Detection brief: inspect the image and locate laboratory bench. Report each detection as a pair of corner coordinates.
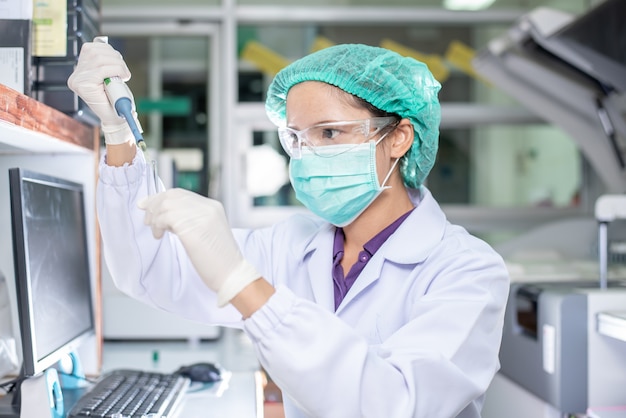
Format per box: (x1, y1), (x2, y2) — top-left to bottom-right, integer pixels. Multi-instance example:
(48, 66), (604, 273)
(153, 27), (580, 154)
(0, 329), (265, 417)
(100, 328), (264, 417)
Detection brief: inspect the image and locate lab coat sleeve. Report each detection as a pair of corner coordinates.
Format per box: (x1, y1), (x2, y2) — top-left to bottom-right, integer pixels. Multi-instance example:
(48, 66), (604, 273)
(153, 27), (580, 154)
(242, 233), (509, 418)
(96, 152), (242, 326)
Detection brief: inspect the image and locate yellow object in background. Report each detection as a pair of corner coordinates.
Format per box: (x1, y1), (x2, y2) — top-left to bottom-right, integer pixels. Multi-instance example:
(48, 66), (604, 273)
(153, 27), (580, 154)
(309, 36), (335, 53)
(239, 37), (487, 85)
(32, 0), (67, 57)
(445, 40), (491, 85)
(445, 40), (481, 80)
(240, 41), (290, 77)
(380, 39), (450, 83)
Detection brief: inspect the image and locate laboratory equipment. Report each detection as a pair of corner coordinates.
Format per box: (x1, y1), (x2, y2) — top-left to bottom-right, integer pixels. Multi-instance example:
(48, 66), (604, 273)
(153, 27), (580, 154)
(93, 36), (145, 149)
(472, 0), (626, 194)
(595, 194), (626, 288)
(499, 280), (626, 414)
(103, 76), (144, 146)
(496, 191), (626, 415)
(473, 1), (626, 416)
(499, 188), (626, 413)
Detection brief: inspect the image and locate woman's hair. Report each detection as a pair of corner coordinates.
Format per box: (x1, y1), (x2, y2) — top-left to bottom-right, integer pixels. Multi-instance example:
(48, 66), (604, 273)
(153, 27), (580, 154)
(352, 95), (399, 120)
(345, 93), (402, 136)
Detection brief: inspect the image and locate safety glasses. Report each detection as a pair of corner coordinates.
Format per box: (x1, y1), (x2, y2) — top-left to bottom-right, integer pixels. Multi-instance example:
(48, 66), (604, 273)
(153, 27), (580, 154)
(277, 116), (398, 159)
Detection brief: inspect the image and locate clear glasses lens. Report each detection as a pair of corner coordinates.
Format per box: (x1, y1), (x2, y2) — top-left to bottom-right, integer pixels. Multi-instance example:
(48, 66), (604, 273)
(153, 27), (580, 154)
(277, 116), (397, 159)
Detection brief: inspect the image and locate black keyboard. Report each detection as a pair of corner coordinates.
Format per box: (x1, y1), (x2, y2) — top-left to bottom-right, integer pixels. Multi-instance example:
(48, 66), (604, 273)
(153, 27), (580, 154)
(67, 369), (190, 418)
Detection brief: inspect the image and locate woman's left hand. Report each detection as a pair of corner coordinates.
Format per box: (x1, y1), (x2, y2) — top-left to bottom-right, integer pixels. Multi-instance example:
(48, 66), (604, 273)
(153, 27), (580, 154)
(138, 188), (261, 307)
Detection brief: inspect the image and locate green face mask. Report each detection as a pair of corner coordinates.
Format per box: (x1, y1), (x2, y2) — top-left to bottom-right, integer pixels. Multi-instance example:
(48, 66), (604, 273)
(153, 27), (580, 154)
(289, 139), (398, 227)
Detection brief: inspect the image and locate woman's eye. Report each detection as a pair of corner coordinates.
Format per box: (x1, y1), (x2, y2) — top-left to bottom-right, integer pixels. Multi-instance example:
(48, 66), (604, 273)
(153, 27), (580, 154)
(321, 128), (341, 140)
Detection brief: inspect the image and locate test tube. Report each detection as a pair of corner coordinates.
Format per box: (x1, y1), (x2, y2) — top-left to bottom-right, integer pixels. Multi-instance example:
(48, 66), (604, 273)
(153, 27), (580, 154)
(140, 142), (160, 195)
(149, 158), (159, 195)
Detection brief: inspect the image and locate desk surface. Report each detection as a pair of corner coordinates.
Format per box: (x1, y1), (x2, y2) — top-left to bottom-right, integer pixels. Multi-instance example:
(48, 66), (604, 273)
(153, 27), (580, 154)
(100, 334), (263, 418)
(0, 330), (263, 417)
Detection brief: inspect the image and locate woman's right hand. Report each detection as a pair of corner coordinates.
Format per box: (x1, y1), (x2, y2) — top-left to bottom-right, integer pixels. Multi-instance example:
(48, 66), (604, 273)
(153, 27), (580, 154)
(67, 41), (141, 145)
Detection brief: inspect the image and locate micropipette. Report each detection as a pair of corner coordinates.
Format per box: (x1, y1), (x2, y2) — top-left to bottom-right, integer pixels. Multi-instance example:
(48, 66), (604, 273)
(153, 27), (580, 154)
(93, 36), (146, 152)
(103, 76), (146, 151)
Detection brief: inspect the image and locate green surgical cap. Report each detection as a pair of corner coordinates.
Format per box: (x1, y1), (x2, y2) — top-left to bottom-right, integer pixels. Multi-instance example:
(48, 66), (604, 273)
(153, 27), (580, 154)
(265, 43), (441, 188)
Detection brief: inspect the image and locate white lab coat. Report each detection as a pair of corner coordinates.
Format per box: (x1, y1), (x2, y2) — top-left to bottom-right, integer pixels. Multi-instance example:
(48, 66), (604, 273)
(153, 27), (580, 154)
(98, 152), (510, 418)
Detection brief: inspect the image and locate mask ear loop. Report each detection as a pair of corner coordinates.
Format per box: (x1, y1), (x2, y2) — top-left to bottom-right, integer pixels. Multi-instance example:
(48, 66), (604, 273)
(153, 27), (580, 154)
(374, 130), (401, 189)
(380, 158), (400, 189)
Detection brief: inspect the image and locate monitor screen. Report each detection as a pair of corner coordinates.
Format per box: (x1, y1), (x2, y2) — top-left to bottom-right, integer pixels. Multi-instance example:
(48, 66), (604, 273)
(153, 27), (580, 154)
(9, 168), (95, 377)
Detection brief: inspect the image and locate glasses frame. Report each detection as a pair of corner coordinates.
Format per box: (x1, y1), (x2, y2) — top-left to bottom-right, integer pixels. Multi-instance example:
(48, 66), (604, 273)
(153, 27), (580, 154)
(277, 116), (399, 159)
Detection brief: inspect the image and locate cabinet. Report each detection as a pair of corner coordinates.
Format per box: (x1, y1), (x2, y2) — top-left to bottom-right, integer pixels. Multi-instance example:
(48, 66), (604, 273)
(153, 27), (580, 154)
(0, 83), (102, 374)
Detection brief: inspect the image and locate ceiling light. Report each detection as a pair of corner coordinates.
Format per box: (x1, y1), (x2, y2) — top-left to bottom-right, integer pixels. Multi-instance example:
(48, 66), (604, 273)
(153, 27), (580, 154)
(443, 0), (496, 11)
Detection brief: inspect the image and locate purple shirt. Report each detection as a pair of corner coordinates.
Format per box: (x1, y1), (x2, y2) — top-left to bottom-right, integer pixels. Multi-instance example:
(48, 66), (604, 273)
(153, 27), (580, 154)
(332, 209), (414, 310)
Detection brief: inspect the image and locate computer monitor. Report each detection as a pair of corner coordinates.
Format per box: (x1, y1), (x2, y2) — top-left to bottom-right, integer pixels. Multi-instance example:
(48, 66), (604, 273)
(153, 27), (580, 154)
(8, 167), (95, 378)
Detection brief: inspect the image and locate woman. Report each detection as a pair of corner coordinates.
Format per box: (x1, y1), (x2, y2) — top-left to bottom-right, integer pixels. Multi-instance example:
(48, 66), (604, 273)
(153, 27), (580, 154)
(68, 42), (509, 418)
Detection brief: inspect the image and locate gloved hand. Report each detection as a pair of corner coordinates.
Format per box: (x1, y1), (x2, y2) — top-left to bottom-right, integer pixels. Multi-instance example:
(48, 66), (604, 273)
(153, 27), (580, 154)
(67, 41), (142, 145)
(138, 188), (262, 307)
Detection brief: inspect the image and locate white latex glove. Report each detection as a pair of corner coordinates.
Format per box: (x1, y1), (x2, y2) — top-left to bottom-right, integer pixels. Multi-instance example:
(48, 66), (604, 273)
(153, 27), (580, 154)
(67, 41), (142, 145)
(138, 188), (262, 307)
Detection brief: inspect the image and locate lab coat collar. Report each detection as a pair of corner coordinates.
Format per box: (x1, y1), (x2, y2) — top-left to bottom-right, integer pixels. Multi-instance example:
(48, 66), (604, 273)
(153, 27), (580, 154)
(382, 186), (448, 264)
(304, 223), (336, 312)
(338, 187), (447, 312)
(302, 186), (448, 312)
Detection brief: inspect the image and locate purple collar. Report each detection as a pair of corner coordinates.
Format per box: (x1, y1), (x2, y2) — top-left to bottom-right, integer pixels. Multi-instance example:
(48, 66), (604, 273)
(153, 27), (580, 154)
(332, 208), (414, 310)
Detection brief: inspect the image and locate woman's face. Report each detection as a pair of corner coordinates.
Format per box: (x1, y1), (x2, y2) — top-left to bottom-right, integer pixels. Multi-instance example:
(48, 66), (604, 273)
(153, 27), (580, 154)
(285, 81), (401, 187)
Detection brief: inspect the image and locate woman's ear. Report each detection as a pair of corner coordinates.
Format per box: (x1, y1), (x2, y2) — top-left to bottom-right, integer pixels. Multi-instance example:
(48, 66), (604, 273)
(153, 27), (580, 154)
(390, 119), (414, 159)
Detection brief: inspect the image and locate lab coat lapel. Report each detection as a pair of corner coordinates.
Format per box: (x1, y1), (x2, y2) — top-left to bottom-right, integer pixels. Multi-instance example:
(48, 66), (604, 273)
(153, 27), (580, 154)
(335, 187), (447, 314)
(304, 224), (336, 312)
(335, 254), (384, 315)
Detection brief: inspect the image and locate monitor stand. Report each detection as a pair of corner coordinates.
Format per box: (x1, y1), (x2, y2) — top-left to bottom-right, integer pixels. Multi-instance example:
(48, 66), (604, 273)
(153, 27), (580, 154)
(57, 351), (91, 413)
(0, 352), (89, 418)
(0, 368), (63, 418)
(0, 383), (19, 418)
(57, 351), (88, 389)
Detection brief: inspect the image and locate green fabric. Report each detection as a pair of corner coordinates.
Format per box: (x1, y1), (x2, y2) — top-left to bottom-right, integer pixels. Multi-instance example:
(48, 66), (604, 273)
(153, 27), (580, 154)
(265, 43), (441, 188)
